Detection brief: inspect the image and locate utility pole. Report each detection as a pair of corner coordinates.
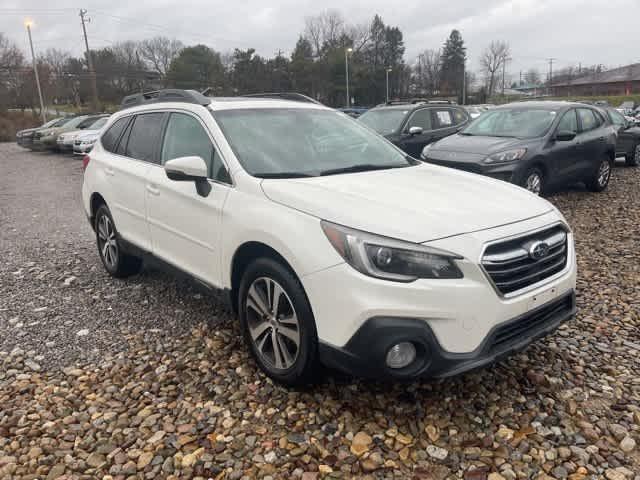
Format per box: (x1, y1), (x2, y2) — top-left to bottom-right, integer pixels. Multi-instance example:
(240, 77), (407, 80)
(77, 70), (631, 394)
(80, 9), (99, 109)
(25, 21), (46, 123)
(385, 67), (392, 104)
(344, 47), (352, 107)
(501, 59), (506, 96)
(547, 57), (555, 96)
(461, 60), (466, 105)
(519, 70), (523, 86)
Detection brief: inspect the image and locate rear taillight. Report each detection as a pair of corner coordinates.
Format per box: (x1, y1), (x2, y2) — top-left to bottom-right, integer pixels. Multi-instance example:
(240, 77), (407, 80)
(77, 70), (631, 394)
(82, 155), (90, 171)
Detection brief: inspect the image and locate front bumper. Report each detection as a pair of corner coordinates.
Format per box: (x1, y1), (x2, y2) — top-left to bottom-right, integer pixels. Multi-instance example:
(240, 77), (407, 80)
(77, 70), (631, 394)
(73, 142), (95, 154)
(425, 157), (519, 183)
(319, 291), (575, 379)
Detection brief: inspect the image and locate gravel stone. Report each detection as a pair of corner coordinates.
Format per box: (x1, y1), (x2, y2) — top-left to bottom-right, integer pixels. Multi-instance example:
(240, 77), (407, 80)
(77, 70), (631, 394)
(1, 145), (639, 478)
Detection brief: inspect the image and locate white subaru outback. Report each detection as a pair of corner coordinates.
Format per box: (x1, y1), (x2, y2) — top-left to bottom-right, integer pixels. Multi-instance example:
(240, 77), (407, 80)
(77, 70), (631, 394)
(82, 89), (577, 385)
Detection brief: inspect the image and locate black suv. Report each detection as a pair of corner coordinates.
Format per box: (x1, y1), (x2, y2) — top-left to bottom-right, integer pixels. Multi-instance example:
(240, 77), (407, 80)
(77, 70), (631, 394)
(358, 101), (470, 157)
(600, 107), (640, 166)
(422, 101), (617, 195)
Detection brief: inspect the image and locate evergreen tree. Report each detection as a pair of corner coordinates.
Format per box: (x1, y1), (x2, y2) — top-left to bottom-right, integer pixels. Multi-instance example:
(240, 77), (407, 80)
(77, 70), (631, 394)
(440, 30), (466, 100)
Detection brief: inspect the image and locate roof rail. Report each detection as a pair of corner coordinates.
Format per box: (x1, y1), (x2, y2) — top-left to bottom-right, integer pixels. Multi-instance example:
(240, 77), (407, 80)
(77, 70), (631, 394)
(242, 92), (322, 105)
(120, 89), (212, 109)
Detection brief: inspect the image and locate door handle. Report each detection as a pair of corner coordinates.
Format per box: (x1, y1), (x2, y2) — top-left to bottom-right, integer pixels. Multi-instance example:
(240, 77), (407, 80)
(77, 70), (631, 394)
(105, 167), (115, 176)
(146, 184), (160, 196)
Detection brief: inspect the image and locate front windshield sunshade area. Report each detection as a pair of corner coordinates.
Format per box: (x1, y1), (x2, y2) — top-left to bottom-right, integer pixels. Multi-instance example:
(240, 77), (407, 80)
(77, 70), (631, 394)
(462, 109), (557, 138)
(358, 109), (408, 135)
(213, 108), (414, 178)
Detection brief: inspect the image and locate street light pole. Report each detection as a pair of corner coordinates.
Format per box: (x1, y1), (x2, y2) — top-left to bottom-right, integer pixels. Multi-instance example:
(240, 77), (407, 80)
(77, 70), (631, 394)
(345, 47), (352, 108)
(25, 21), (46, 123)
(386, 67), (392, 104)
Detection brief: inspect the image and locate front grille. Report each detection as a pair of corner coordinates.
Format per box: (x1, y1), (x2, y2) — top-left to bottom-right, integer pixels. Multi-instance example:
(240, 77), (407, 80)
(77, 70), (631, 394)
(74, 140), (82, 146)
(489, 294), (573, 351)
(482, 225), (568, 295)
(427, 159), (483, 174)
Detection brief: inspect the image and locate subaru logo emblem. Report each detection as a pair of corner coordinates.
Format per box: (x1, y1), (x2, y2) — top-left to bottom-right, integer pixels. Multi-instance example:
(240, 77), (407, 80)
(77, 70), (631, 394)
(529, 241), (550, 260)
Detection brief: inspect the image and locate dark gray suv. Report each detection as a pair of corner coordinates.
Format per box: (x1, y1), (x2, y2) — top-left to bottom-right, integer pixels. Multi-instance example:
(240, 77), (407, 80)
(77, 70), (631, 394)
(421, 101), (617, 195)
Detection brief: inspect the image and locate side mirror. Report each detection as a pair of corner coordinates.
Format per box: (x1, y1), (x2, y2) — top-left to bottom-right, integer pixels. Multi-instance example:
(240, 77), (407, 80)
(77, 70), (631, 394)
(408, 126), (423, 135)
(555, 130), (576, 142)
(164, 156), (211, 197)
(165, 156), (208, 181)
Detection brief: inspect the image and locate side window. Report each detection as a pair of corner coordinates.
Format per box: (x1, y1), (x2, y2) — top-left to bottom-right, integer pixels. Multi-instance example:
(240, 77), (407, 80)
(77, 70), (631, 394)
(557, 109), (578, 132)
(577, 108), (598, 132)
(161, 113), (230, 183)
(609, 110), (625, 126)
(125, 113), (166, 163)
(433, 109), (454, 128)
(101, 117), (129, 153)
(452, 108), (467, 125)
(406, 109), (432, 131)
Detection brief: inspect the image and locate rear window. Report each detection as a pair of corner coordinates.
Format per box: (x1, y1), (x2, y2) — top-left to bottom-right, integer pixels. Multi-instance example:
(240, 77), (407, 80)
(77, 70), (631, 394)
(101, 117), (130, 153)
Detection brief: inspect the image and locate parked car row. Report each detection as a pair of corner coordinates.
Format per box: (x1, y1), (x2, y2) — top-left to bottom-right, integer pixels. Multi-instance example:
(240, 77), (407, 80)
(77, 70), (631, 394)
(359, 100), (637, 196)
(16, 113), (111, 154)
(82, 89), (578, 386)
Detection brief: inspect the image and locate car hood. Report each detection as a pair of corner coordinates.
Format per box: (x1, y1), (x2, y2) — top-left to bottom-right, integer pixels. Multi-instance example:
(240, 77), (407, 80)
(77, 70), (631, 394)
(261, 164), (553, 243)
(431, 134), (533, 155)
(76, 130), (100, 141)
(17, 128), (37, 136)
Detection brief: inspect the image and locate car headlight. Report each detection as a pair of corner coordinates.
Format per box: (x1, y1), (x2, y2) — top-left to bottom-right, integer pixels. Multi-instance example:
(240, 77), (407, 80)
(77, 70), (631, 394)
(321, 221), (463, 282)
(82, 138), (97, 145)
(484, 148), (527, 164)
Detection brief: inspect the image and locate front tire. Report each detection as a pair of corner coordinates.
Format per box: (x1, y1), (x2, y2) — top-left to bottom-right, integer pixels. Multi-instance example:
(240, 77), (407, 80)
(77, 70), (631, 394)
(521, 167), (545, 196)
(587, 157), (612, 192)
(95, 205), (142, 278)
(626, 143), (639, 167)
(238, 257), (319, 386)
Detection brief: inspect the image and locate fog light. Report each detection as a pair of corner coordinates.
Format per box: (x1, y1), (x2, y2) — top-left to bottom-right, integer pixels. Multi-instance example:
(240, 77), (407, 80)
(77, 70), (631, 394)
(385, 342), (416, 369)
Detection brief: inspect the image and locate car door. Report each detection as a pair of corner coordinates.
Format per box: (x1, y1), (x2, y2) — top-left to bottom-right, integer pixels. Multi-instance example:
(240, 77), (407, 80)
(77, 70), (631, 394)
(608, 109), (633, 156)
(547, 109), (582, 183)
(98, 113), (163, 252)
(576, 108), (607, 176)
(397, 108), (435, 157)
(145, 111), (232, 286)
(431, 107), (461, 142)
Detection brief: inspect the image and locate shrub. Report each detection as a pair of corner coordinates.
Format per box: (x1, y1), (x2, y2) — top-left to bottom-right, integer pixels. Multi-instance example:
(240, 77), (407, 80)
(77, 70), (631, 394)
(0, 111), (41, 142)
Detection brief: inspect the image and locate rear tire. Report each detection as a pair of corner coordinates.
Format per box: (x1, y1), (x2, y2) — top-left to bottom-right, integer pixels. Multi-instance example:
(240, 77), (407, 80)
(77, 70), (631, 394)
(520, 167), (545, 196)
(238, 257), (319, 386)
(625, 143), (639, 167)
(587, 157), (613, 192)
(95, 205), (142, 278)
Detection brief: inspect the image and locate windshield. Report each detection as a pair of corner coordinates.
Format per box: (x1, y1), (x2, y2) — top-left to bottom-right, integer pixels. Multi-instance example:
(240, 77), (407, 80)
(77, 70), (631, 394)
(62, 116), (89, 129)
(51, 117), (73, 128)
(213, 108), (413, 177)
(358, 108), (408, 135)
(88, 117), (108, 129)
(462, 108), (556, 138)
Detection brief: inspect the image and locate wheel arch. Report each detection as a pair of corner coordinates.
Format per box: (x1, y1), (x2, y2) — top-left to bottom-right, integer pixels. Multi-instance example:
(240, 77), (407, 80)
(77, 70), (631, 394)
(89, 192), (107, 228)
(229, 241), (299, 315)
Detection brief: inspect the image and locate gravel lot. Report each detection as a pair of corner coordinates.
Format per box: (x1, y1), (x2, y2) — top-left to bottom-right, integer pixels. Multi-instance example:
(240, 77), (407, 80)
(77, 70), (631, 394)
(1, 143), (639, 480)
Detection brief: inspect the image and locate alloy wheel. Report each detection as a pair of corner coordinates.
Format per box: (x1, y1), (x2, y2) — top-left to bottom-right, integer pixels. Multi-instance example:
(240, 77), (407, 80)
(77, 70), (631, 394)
(245, 277), (300, 371)
(97, 214), (118, 269)
(525, 172), (542, 195)
(597, 160), (611, 187)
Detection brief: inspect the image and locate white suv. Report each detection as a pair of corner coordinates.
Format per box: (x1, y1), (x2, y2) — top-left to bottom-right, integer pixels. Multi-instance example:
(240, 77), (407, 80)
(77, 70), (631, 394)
(82, 89), (577, 385)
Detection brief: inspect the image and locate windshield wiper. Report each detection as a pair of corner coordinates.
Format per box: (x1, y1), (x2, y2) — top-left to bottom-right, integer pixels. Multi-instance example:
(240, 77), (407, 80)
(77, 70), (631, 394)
(254, 172), (316, 179)
(320, 164), (408, 176)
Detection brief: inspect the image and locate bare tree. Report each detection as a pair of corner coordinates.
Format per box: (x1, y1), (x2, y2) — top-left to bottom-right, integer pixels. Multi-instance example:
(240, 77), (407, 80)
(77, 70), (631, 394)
(0, 33), (26, 108)
(480, 40), (510, 95)
(413, 49), (441, 96)
(139, 36), (183, 81)
(304, 10), (345, 56)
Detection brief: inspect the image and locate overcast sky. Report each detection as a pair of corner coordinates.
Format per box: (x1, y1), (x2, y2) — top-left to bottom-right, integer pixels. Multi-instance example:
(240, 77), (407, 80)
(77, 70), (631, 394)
(3, 0), (639, 79)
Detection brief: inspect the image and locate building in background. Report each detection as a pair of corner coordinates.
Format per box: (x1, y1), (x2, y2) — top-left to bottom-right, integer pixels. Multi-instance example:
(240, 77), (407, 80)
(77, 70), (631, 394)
(551, 63), (640, 96)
